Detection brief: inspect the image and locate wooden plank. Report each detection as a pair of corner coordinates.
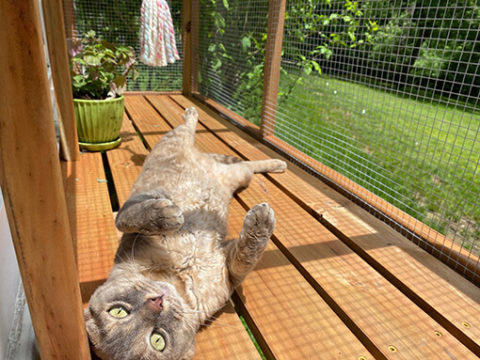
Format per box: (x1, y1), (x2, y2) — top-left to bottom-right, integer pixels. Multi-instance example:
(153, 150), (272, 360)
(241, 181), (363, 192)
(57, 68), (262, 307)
(182, 0), (192, 96)
(228, 202), (372, 359)
(191, 0), (199, 94)
(125, 96), (172, 147)
(173, 94), (480, 355)
(125, 90), (182, 96)
(62, 153), (119, 303)
(261, 0), (287, 138)
(194, 302), (261, 360)
(61, 0), (77, 40)
(266, 135), (480, 283)
(42, 0), (79, 161)
(106, 115), (149, 206)
(128, 95), (372, 359)
(166, 97), (480, 358)
(0, 0), (89, 358)
(107, 107), (261, 359)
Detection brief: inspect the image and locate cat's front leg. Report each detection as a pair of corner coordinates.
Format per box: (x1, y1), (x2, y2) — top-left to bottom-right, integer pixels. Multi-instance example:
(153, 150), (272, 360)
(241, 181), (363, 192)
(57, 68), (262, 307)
(116, 189), (184, 235)
(228, 203), (275, 286)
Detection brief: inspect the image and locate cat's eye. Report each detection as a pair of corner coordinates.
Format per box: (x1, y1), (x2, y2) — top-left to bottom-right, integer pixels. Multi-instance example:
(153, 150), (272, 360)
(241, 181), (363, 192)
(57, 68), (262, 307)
(150, 332), (166, 351)
(108, 306), (129, 318)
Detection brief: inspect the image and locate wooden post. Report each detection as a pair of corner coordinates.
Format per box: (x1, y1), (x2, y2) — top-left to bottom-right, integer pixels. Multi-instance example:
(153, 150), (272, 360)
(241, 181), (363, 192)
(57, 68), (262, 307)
(260, 0), (287, 138)
(0, 1), (90, 359)
(182, 0), (192, 96)
(190, 0), (199, 94)
(42, 0), (80, 161)
(62, 0), (77, 41)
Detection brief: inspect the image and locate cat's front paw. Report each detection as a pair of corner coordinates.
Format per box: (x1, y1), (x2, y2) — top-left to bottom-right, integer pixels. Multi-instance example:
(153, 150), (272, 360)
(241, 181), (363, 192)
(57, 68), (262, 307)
(145, 199), (184, 233)
(243, 203), (276, 241)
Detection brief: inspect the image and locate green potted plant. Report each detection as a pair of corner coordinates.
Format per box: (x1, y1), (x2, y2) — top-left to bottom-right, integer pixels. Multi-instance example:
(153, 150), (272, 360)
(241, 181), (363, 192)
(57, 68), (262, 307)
(70, 31), (138, 151)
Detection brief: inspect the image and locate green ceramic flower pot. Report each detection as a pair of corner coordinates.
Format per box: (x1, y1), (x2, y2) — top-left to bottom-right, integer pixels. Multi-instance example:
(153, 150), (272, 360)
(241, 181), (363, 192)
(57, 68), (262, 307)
(73, 96), (124, 151)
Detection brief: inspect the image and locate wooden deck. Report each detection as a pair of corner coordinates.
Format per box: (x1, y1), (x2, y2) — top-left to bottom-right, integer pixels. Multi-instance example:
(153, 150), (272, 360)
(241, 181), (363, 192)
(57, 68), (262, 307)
(62, 94), (480, 359)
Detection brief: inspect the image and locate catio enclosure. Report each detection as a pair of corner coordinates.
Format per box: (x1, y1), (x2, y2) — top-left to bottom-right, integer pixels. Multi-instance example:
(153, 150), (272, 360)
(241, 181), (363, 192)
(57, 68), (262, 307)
(1, 0), (480, 359)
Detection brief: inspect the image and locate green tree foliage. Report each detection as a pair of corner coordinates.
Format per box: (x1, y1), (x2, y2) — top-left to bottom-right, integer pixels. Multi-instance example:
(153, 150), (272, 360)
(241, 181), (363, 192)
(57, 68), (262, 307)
(198, 0), (375, 123)
(363, 0), (480, 101)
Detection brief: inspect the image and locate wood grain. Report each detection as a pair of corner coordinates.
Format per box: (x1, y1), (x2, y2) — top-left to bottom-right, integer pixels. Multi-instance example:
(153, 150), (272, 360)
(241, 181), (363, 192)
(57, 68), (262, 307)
(182, 0), (193, 96)
(42, 0), (79, 161)
(260, 0), (287, 138)
(0, 0), (89, 357)
(62, 153), (119, 303)
(106, 115), (149, 206)
(228, 202), (372, 359)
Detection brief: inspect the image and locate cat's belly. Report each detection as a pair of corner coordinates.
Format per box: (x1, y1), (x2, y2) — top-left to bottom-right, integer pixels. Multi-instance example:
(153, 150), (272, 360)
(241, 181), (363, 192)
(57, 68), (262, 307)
(139, 230), (233, 322)
(133, 155), (231, 212)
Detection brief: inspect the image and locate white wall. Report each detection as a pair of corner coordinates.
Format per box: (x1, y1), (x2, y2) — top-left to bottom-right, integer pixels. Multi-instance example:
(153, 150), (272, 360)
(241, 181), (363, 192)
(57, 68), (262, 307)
(0, 190), (36, 359)
(0, 190), (21, 358)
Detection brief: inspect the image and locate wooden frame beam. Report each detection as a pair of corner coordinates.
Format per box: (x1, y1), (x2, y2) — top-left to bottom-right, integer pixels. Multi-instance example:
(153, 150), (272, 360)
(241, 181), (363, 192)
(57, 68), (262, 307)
(0, 0), (90, 358)
(42, 0), (79, 161)
(260, 0), (287, 138)
(182, 0), (192, 96)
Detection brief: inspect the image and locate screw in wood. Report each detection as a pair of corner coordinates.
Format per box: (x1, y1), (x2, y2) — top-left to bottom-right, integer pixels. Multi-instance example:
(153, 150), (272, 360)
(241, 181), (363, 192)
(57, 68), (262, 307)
(388, 345), (398, 353)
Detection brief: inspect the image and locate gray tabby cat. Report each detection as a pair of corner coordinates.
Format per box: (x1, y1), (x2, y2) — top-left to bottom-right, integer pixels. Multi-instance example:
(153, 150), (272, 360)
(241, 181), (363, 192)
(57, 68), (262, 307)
(85, 107), (286, 359)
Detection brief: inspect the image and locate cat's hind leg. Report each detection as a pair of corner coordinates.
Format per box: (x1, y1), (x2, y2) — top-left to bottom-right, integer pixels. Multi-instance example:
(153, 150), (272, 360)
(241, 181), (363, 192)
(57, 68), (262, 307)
(170, 106), (198, 147)
(115, 189), (184, 235)
(248, 159), (287, 174)
(219, 159), (286, 193)
(228, 203), (275, 286)
(206, 153), (243, 164)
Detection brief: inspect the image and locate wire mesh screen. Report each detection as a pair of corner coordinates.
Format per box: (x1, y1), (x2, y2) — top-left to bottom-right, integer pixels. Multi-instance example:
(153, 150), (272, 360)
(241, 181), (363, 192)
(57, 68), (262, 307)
(273, 0), (480, 277)
(197, 0), (269, 121)
(62, 0), (183, 91)
(198, 0), (480, 279)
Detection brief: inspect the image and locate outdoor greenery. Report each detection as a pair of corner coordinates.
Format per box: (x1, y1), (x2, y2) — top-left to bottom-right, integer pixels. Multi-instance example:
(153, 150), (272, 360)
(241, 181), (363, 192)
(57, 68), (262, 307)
(276, 74), (480, 247)
(70, 31), (138, 99)
(73, 0), (182, 91)
(196, 0), (479, 249)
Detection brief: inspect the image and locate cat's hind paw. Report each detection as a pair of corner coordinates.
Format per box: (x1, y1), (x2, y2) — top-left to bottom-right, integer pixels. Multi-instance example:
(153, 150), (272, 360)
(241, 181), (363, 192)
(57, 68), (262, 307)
(182, 107), (198, 128)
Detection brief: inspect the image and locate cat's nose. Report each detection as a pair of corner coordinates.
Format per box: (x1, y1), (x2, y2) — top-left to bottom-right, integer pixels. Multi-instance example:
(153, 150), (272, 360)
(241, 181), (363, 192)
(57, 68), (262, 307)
(147, 296), (164, 312)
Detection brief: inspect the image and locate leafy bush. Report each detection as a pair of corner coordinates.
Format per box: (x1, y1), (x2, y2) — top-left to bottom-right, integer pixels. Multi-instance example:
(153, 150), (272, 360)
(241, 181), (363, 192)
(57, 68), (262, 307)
(70, 30), (139, 99)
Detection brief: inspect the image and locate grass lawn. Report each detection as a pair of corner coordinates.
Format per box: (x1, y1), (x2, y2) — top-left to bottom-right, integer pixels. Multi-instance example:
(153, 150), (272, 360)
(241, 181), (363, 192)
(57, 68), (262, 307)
(274, 73), (480, 251)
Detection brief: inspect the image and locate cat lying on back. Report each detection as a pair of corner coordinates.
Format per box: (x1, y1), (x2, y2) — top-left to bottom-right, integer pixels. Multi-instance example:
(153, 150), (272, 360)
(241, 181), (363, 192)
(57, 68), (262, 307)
(85, 107), (286, 359)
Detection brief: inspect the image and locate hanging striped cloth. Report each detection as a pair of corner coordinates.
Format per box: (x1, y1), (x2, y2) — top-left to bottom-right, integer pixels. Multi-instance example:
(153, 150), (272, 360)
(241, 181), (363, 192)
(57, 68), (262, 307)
(140, 0), (180, 67)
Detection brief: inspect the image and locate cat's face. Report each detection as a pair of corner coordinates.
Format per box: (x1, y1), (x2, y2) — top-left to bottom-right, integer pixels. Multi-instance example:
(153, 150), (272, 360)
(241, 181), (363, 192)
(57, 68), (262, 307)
(85, 266), (196, 360)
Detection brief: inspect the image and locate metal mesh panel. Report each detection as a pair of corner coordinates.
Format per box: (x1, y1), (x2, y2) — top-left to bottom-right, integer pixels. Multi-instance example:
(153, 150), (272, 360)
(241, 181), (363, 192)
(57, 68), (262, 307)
(63, 0), (183, 91)
(198, 0), (480, 278)
(271, 0), (480, 277)
(197, 0), (269, 122)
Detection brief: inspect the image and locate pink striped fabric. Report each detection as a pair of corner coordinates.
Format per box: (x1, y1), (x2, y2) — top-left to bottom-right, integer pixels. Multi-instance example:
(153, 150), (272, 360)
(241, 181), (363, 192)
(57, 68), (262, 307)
(140, 0), (180, 67)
